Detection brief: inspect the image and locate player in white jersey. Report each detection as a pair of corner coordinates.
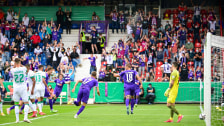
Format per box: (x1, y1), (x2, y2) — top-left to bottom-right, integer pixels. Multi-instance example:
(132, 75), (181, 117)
(25, 65), (37, 118)
(0, 73), (5, 116)
(35, 65), (51, 115)
(10, 58), (31, 123)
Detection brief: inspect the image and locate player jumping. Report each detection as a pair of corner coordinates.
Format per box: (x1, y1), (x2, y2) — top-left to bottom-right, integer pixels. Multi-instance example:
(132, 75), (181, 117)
(113, 63), (142, 115)
(52, 74), (70, 103)
(71, 71), (100, 118)
(164, 62), (183, 123)
(11, 58), (31, 123)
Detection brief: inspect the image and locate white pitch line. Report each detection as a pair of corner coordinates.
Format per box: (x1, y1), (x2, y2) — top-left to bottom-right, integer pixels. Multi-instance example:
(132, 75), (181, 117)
(0, 114), (58, 126)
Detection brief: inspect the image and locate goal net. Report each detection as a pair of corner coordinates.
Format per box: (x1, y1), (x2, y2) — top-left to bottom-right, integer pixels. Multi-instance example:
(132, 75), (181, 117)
(204, 32), (224, 126)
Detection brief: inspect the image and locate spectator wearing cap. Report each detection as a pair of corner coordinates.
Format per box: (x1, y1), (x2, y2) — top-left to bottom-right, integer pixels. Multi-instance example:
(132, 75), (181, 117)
(145, 83), (156, 104)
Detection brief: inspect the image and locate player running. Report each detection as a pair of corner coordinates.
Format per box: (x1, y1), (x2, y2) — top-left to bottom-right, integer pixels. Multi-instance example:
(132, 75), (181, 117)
(35, 65), (51, 115)
(113, 63), (142, 115)
(52, 74), (70, 104)
(25, 65), (37, 117)
(10, 58), (31, 123)
(134, 79), (142, 107)
(44, 67), (58, 113)
(71, 71), (100, 118)
(164, 62), (183, 123)
(0, 73), (5, 116)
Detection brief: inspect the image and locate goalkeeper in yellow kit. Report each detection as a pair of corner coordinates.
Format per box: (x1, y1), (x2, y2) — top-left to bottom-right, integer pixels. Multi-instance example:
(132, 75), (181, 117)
(164, 62), (183, 123)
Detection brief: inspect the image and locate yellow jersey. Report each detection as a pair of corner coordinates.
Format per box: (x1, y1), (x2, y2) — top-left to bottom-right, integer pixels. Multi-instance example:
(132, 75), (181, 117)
(169, 69), (179, 96)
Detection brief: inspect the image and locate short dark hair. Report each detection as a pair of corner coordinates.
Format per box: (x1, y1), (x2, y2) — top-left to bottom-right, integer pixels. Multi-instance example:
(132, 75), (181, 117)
(38, 65), (43, 69)
(91, 71), (97, 77)
(14, 58), (21, 64)
(25, 64), (30, 69)
(148, 83), (152, 85)
(172, 62), (178, 68)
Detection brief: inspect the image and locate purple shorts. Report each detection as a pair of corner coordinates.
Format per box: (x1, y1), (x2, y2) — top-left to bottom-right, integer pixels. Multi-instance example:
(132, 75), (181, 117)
(44, 88), (51, 98)
(135, 88), (140, 96)
(77, 88), (90, 104)
(54, 89), (61, 98)
(124, 84), (136, 96)
(20, 97), (22, 100)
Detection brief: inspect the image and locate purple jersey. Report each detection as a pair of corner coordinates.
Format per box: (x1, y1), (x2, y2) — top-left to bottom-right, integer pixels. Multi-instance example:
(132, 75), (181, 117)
(188, 71), (194, 79)
(54, 79), (65, 92)
(88, 57), (96, 66)
(119, 70), (138, 85)
(52, 30), (58, 40)
(196, 70), (202, 79)
(99, 71), (105, 78)
(64, 73), (70, 82)
(125, 45), (129, 55)
(222, 82), (224, 92)
(135, 26), (141, 35)
(135, 80), (141, 89)
(80, 77), (98, 91)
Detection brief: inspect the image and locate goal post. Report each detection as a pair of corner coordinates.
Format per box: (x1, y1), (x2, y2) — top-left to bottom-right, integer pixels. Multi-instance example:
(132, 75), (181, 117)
(204, 32), (224, 126)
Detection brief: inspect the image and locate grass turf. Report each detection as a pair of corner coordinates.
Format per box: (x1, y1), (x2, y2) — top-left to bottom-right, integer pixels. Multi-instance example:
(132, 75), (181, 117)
(0, 104), (205, 126)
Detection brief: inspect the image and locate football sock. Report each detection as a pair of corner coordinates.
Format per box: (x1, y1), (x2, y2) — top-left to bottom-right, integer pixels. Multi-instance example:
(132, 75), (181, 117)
(35, 99), (38, 104)
(41, 102), (43, 108)
(77, 106), (85, 115)
(125, 99), (129, 107)
(130, 99), (135, 111)
(38, 102), (42, 112)
(170, 106), (179, 116)
(9, 105), (15, 110)
(53, 99), (56, 104)
(29, 100), (34, 111)
(170, 109), (174, 118)
(20, 104), (25, 112)
(0, 102), (2, 113)
(15, 105), (19, 121)
(135, 99), (138, 104)
(32, 102), (36, 112)
(24, 104), (29, 120)
(49, 99), (53, 110)
(74, 101), (79, 106)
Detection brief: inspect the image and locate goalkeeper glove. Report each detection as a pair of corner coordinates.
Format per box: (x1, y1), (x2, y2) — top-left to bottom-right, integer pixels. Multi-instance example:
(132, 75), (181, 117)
(164, 88), (171, 97)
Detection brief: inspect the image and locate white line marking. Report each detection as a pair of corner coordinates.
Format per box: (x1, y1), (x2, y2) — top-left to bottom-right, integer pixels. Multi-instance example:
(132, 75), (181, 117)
(0, 114), (58, 125)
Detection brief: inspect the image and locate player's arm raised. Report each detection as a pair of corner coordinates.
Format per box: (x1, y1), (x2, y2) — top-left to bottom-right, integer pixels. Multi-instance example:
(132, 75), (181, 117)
(31, 77), (36, 95)
(72, 80), (82, 92)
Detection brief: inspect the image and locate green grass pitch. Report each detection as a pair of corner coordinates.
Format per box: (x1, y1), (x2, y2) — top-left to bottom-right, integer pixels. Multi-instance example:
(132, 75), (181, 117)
(0, 104), (205, 126)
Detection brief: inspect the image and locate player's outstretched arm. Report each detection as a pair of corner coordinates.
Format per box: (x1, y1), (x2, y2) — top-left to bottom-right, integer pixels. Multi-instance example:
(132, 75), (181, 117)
(96, 86), (100, 96)
(72, 80), (82, 92)
(31, 78), (36, 95)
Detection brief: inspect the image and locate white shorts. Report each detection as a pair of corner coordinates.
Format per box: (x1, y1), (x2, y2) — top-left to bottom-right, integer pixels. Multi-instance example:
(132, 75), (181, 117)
(13, 87), (28, 102)
(35, 88), (45, 98)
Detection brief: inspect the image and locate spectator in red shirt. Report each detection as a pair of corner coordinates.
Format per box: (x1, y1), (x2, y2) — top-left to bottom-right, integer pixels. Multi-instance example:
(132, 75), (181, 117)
(30, 32), (41, 50)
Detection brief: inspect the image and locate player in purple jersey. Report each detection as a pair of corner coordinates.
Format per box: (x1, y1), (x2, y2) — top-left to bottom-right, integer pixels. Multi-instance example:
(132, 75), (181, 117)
(44, 67), (58, 113)
(134, 79), (143, 107)
(113, 63), (142, 115)
(52, 74), (70, 103)
(71, 71), (100, 118)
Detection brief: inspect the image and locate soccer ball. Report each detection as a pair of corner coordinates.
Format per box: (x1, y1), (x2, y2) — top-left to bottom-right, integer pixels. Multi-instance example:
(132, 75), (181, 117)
(199, 113), (205, 120)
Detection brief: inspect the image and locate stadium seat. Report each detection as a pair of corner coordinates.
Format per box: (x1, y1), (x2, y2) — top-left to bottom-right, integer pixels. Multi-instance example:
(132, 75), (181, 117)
(59, 92), (66, 105)
(156, 61), (163, 67)
(195, 43), (201, 48)
(157, 43), (163, 48)
(186, 9), (194, 14)
(172, 9), (179, 14)
(101, 61), (107, 68)
(201, 9), (207, 15)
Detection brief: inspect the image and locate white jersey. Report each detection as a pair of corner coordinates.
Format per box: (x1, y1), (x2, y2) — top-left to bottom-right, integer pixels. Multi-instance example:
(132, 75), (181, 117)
(161, 63), (172, 73)
(10, 67), (27, 89)
(35, 71), (46, 90)
(27, 70), (35, 90)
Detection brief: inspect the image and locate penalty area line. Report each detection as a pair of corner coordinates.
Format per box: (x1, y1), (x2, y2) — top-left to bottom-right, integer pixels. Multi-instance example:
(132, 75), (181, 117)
(0, 114), (59, 125)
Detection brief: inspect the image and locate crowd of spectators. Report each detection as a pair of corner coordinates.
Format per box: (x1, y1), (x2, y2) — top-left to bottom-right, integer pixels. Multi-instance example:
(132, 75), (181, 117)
(0, 7), (80, 82)
(98, 1), (221, 82)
